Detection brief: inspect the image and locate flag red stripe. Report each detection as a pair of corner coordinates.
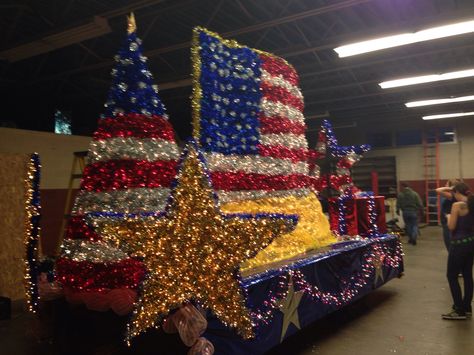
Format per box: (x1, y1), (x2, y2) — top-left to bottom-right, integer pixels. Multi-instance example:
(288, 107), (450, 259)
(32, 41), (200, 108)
(56, 257), (146, 291)
(259, 115), (307, 135)
(259, 54), (299, 86)
(65, 215), (101, 241)
(211, 171), (310, 191)
(94, 113), (175, 141)
(81, 160), (178, 192)
(260, 82), (304, 111)
(257, 144), (309, 163)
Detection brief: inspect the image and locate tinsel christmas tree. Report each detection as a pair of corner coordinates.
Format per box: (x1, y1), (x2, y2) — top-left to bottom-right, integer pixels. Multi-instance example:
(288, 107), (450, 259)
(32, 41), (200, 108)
(57, 14), (180, 294)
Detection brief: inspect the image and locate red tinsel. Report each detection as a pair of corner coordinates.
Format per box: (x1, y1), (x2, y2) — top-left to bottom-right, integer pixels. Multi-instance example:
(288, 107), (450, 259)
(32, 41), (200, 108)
(259, 115), (307, 135)
(257, 144), (309, 163)
(56, 257), (146, 292)
(260, 54), (299, 86)
(94, 113), (176, 141)
(260, 83), (304, 111)
(65, 215), (101, 241)
(80, 160), (178, 192)
(211, 171), (310, 191)
(337, 158), (353, 169)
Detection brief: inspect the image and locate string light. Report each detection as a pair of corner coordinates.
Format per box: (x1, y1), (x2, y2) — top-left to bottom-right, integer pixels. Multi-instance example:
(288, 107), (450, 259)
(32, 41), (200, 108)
(248, 237), (403, 330)
(24, 153), (41, 313)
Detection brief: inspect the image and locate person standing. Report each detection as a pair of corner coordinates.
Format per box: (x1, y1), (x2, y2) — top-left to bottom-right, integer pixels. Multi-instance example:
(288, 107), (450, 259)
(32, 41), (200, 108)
(436, 179), (460, 251)
(396, 182), (423, 245)
(442, 182), (474, 320)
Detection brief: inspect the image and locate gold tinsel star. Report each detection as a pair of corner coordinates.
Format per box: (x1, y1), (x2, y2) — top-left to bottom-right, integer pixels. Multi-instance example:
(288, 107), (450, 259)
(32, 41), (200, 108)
(98, 144), (297, 341)
(279, 275), (304, 342)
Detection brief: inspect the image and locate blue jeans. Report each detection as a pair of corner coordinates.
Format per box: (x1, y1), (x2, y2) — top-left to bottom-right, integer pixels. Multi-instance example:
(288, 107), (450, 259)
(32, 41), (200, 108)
(403, 211), (419, 242)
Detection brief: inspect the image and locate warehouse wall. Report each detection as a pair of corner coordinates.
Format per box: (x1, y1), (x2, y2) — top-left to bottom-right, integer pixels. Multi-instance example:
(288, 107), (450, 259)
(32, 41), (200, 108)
(335, 117), (474, 184)
(0, 128), (91, 255)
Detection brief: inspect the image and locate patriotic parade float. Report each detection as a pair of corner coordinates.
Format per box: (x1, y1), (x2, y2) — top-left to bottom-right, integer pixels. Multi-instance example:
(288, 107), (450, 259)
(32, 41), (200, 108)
(27, 15), (403, 355)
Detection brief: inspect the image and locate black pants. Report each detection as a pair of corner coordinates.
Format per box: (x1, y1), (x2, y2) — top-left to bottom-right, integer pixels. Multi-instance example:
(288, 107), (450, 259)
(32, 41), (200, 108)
(447, 242), (474, 313)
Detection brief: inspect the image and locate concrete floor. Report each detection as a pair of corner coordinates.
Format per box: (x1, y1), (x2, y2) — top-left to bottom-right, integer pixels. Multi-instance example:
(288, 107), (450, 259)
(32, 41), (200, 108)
(269, 226), (474, 355)
(1, 226), (473, 355)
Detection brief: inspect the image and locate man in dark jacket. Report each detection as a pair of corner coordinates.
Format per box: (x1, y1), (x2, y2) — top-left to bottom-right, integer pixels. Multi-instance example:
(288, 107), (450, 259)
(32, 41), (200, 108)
(397, 182), (423, 245)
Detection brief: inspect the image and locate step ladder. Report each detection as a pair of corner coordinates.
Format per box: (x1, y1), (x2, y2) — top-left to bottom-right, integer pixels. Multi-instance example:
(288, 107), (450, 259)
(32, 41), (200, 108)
(58, 151), (88, 244)
(423, 130), (440, 225)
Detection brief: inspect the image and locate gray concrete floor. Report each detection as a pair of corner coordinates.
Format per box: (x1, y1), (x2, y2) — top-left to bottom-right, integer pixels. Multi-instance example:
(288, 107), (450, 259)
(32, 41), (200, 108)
(269, 226), (474, 355)
(1, 226), (473, 355)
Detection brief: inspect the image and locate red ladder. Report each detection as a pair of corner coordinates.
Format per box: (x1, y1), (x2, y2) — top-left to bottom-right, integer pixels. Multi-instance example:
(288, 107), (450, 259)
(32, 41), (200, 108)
(423, 130), (440, 225)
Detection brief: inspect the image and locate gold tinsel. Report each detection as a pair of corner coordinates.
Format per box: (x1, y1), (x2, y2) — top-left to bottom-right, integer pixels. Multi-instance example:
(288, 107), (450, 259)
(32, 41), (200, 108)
(98, 145), (296, 341)
(222, 192), (335, 271)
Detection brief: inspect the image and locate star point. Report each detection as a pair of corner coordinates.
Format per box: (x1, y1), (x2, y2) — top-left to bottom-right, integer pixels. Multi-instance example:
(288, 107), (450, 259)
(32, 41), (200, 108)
(279, 275), (304, 342)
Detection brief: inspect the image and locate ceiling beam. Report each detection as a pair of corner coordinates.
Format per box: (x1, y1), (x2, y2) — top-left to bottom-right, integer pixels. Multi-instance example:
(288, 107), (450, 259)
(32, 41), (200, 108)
(27, 0), (371, 84)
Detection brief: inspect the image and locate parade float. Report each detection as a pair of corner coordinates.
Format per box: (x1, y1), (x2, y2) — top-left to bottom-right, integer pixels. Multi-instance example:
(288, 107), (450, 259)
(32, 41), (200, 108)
(25, 15), (403, 355)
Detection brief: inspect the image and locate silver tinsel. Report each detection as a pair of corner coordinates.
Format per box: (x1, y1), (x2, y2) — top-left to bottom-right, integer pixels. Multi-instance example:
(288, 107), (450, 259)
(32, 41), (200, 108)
(261, 69), (303, 100)
(204, 152), (308, 175)
(260, 133), (308, 150)
(60, 239), (129, 263)
(72, 187), (171, 214)
(89, 137), (180, 163)
(261, 98), (304, 122)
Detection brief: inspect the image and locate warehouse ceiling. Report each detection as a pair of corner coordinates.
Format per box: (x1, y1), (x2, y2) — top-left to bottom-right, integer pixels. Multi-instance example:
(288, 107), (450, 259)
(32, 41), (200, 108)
(1, 0), (474, 144)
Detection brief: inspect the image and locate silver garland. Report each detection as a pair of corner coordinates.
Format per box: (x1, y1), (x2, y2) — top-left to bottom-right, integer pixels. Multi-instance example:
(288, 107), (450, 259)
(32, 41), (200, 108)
(204, 152), (308, 175)
(261, 98), (304, 122)
(60, 239), (129, 263)
(88, 137), (180, 163)
(260, 133), (308, 150)
(261, 69), (303, 100)
(73, 187), (170, 214)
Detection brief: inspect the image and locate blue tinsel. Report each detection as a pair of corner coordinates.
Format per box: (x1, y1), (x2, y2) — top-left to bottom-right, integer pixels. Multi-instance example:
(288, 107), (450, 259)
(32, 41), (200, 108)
(198, 31), (262, 155)
(104, 31), (167, 117)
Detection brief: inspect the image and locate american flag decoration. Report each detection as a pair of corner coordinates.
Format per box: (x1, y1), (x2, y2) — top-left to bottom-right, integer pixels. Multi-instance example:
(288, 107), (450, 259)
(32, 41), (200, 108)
(192, 27), (312, 203)
(57, 14), (179, 293)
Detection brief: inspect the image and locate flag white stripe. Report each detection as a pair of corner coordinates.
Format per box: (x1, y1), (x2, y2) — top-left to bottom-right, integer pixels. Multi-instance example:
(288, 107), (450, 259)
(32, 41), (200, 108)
(261, 69), (304, 100)
(261, 98), (305, 122)
(73, 187), (170, 214)
(260, 133), (308, 150)
(88, 137), (180, 163)
(204, 152), (308, 175)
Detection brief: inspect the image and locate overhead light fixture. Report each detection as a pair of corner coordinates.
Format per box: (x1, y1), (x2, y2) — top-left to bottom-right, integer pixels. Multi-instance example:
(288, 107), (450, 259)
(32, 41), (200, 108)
(379, 68), (474, 89)
(422, 111), (474, 120)
(405, 94), (474, 107)
(334, 19), (474, 57)
(0, 16), (110, 62)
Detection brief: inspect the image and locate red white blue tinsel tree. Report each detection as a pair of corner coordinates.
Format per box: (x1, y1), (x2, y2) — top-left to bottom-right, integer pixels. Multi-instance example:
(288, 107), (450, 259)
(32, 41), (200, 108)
(56, 14), (180, 298)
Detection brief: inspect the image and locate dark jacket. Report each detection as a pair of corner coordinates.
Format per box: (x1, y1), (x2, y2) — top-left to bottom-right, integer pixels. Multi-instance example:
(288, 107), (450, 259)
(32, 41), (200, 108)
(396, 187), (423, 214)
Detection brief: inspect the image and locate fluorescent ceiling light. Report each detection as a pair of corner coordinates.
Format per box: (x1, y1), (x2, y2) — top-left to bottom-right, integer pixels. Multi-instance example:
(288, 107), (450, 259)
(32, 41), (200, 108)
(379, 69), (474, 89)
(334, 19), (474, 57)
(422, 111), (474, 120)
(405, 94), (474, 107)
(0, 16), (110, 62)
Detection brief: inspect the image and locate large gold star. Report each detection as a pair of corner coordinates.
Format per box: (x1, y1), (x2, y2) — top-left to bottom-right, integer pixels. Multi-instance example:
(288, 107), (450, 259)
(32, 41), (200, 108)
(279, 275), (304, 342)
(98, 143), (297, 341)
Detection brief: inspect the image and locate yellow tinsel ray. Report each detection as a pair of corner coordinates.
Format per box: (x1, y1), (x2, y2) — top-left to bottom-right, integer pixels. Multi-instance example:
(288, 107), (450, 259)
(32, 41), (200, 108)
(222, 192), (336, 272)
(98, 146), (296, 341)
